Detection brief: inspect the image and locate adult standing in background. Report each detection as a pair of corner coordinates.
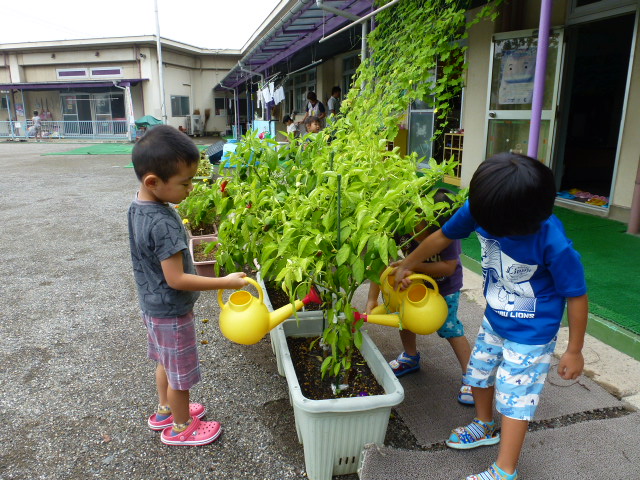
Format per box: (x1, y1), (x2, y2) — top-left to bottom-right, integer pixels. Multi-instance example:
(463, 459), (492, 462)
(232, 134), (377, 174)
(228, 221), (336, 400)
(301, 92), (326, 128)
(327, 86), (342, 120)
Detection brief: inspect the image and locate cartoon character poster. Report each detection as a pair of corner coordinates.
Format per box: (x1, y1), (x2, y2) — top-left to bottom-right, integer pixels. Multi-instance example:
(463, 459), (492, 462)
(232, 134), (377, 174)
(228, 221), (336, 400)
(498, 48), (536, 105)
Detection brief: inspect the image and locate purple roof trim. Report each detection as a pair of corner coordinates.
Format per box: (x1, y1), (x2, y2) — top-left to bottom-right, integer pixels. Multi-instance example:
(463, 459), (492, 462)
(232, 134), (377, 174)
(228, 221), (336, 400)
(0, 79), (146, 90)
(221, 0), (373, 89)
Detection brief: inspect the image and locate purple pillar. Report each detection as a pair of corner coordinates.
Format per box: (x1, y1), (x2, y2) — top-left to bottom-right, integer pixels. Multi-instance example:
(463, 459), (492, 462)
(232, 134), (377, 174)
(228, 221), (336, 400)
(528, 0), (553, 160)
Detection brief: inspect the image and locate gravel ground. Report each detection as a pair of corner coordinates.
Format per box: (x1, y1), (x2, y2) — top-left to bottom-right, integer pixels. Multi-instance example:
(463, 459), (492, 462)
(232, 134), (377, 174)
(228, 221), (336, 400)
(0, 141), (415, 480)
(3, 140), (628, 480)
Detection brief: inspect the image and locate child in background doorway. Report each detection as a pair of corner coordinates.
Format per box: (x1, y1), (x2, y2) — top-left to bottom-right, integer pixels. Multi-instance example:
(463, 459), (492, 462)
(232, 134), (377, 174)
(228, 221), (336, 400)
(393, 153), (588, 480)
(282, 115), (298, 141)
(128, 125), (248, 446)
(366, 188), (474, 405)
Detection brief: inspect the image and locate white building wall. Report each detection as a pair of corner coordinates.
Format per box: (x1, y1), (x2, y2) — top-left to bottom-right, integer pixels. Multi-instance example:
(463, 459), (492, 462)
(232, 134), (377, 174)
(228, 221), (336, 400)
(613, 13), (640, 213)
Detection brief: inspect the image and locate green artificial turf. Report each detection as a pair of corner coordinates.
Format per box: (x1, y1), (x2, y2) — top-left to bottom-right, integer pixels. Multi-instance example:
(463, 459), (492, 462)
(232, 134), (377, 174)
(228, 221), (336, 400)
(43, 143), (208, 155)
(461, 206), (640, 336)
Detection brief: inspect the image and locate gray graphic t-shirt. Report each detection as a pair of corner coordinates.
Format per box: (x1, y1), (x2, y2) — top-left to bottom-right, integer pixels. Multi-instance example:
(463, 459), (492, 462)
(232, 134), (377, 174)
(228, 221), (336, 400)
(128, 197), (200, 317)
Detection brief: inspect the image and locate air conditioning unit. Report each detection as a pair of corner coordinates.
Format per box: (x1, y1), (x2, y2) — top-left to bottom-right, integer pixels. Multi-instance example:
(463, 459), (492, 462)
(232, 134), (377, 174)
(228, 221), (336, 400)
(186, 115), (203, 136)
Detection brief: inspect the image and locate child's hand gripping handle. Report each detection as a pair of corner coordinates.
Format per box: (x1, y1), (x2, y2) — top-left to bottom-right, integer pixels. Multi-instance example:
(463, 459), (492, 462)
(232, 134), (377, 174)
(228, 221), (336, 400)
(217, 277), (263, 309)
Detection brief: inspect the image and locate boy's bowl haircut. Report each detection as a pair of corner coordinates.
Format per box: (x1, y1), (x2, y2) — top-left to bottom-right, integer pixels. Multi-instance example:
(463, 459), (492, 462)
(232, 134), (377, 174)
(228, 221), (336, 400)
(469, 153), (556, 237)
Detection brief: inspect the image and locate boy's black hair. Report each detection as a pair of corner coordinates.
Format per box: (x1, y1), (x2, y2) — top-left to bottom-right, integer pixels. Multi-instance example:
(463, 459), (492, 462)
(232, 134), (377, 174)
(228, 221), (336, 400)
(282, 115), (293, 124)
(304, 115), (320, 126)
(132, 125), (200, 182)
(306, 91), (318, 102)
(331, 86), (341, 95)
(33, 110), (38, 115)
(469, 152), (556, 237)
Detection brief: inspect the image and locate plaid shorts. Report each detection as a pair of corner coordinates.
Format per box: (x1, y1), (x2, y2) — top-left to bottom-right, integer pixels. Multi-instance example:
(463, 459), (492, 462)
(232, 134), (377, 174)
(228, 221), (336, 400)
(464, 317), (557, 421)
(142, 311), (201, 391)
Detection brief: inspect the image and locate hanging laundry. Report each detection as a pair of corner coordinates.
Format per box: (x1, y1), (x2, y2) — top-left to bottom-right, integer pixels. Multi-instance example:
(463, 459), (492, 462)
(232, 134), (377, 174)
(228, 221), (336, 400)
(261, 86), (272, 104)
(273, 86), (285, 105)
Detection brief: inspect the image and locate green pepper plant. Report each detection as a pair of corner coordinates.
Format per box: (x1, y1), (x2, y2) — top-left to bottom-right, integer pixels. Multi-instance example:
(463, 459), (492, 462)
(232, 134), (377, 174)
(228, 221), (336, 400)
(215, 0), (501, 383)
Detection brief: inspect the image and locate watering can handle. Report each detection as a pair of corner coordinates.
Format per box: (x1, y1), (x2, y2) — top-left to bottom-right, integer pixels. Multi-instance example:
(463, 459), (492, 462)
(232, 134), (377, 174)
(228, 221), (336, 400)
(217, 277), (264, 308)
(379, 266), (394, 285)
(407, 274), (440, 295)
(380, 266), (439, 294)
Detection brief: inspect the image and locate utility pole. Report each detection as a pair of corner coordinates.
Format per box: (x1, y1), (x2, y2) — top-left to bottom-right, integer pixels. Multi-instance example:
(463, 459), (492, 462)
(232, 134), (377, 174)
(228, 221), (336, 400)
(154, 0), (168, 124)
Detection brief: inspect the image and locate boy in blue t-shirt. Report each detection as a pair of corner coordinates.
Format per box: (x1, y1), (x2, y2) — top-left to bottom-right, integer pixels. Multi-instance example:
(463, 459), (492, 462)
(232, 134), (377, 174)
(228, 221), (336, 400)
(128, 125), (247, 446)
(394, 153), (588, 480)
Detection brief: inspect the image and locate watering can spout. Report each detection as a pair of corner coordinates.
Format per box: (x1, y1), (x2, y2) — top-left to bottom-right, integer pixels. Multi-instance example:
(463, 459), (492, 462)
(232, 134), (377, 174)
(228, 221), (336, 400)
(268, 286), (322, 331)
(268, 286), (322, 330)
(355, 311), (400, 328)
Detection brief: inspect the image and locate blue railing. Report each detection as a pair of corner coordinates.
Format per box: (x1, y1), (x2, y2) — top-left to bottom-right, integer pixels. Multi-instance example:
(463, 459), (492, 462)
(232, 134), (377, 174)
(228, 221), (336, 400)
(0, 120), (130, 139)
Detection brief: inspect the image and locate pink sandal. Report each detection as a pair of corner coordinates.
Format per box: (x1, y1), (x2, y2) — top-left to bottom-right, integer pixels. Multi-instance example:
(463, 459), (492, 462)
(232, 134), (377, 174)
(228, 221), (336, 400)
(148, 402), (206, 431)
(160, 416), (222, 446)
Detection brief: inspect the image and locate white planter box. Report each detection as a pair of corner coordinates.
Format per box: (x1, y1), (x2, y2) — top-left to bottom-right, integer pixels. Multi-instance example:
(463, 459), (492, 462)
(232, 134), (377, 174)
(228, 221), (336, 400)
(272, 316), (404, 480)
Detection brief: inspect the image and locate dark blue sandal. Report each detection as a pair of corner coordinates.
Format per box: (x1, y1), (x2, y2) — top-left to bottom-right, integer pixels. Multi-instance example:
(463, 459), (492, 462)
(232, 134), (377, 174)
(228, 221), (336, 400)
(388, 352), (420, 377)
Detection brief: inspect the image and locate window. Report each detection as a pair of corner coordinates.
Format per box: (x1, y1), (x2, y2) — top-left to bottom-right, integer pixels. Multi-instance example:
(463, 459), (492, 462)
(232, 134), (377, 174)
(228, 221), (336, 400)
(171, 95), (190, 117)
(214, 98), (226, 116)
(285, 70), (316, 114)
(342, 54), (360, 97)
(56, 68), (88, 80)
(90, 67), (123, 78)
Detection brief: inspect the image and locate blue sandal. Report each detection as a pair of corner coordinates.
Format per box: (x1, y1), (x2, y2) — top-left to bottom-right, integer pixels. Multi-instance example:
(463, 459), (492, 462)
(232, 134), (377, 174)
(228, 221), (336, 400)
(446, 418), (500, 450)
(388, 352), (420, 377)
(465, 463), (518, 479)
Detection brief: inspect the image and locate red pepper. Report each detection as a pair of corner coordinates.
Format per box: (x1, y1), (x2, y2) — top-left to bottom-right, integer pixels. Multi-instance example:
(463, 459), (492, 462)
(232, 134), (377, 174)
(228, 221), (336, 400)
(220, 180), (228, 192)
(246, 202), (252, 209)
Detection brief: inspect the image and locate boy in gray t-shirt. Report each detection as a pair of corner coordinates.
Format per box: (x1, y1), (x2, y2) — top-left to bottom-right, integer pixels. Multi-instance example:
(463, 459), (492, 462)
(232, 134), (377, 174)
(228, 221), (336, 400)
(128, 125), (247, 446)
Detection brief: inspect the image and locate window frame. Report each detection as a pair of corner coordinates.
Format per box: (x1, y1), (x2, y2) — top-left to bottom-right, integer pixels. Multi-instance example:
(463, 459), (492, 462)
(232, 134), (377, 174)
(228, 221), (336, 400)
(170, 95), (190, 117)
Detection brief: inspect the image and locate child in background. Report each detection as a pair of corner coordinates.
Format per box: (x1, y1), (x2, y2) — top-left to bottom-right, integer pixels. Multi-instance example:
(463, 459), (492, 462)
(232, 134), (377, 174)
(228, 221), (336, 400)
(367, 188), (474, 405)
(393, 153), (588, 480)
(128, 125), (248, 446)
(31, 111), (42, 141)
(304, 115), (321, 134)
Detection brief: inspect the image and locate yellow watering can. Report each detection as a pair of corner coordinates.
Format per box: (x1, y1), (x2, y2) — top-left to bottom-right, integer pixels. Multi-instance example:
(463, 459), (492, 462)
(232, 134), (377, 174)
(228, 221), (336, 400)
(371, 266), (423, 315)
(218, 278), (322, 345)
(356, 272), (448, 335)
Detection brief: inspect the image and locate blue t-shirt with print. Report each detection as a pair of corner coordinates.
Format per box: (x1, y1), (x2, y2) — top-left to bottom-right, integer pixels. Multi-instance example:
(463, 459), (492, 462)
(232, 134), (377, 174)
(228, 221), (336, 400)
(442, 201), (587, 345)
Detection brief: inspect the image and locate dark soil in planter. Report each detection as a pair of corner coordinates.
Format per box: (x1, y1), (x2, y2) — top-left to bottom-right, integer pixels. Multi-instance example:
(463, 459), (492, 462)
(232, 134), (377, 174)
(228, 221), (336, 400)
(192, 242), (216, 262)
(287, 336), (385, 400)
(264, 282), (323, 311)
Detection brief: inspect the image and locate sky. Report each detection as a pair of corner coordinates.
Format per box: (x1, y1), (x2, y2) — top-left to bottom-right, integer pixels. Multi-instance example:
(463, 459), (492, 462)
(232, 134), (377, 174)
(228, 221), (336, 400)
(1, 0), (283, 50)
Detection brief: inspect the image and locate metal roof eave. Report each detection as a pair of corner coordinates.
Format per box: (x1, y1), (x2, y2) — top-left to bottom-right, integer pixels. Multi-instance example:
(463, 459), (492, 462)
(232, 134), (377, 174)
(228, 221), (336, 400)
(0, 79), (147, 91)
(219, 0), (373, 90)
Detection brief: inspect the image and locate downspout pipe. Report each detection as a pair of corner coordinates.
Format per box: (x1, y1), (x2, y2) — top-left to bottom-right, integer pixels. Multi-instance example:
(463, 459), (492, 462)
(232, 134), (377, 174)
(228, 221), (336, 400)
(112, 81), (134, 142)
(219, 83), (239, 140)
(627, 156), (640, 234)
(238, 63), (264, 123)
(527, 0), (552, 159)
